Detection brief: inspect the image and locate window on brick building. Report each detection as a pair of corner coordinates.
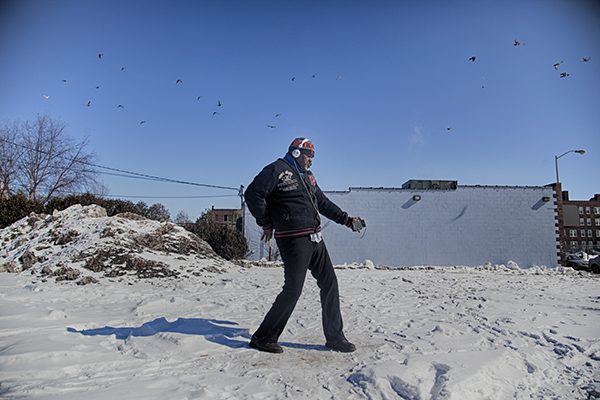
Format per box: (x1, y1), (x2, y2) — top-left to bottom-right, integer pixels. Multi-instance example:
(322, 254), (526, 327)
(570, 229), (577, 237)
(570, 241), (578, 248)
(589, 241), (594, 248)
(579, 207), (584, 214)
(586, 207), (591, 214)
(224, 215), (231, 222)
(581, 230), (586, 238)
(215, 215), (219, 222)
(580, 218), (585, 226)
(588, 230), (593, 238)
(596, 218), (600, 226)
(597, 230), (600, 238)
(595, 207), (600, 215)
(588, 218), (592, 226)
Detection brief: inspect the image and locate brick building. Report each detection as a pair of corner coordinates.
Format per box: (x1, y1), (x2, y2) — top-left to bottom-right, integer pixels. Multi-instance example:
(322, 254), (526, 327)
(559, 190), (600, 255)
(210, 206), (243, 231)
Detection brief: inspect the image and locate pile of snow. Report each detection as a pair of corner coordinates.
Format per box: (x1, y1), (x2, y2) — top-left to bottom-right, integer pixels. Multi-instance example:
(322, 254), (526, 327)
(1, 205), (599, 399)
(0, 204), (229, 284)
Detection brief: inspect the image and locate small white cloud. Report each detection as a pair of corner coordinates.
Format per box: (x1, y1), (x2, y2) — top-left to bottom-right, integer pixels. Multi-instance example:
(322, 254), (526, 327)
(410, 124), (427, 148)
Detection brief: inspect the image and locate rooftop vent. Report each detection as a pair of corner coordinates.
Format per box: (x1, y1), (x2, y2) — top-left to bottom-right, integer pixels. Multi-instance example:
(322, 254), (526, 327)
(402, 180), (458, 190)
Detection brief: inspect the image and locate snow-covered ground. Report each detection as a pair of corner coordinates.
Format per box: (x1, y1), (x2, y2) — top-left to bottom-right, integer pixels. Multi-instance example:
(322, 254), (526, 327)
(1, 205), (599, 399)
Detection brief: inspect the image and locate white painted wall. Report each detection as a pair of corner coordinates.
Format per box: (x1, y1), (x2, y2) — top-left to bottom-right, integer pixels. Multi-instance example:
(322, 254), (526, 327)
(244, 186), (559, 268)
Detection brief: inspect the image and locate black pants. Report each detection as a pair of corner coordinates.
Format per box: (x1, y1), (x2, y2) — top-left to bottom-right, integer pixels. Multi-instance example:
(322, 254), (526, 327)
(253, 235), (345, 344)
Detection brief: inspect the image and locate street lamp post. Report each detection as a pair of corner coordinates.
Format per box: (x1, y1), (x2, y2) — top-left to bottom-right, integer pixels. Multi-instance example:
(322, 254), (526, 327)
(555, 149), (585, 184)
(554, 149), (585, 264)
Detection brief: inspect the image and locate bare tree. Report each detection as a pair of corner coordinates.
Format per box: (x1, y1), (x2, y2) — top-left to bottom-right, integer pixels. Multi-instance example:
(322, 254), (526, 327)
(15, 113), (98, 203)
(174, 210), (192, 226)
(0, 119), (23, 199)
(88, 180), (111, 197)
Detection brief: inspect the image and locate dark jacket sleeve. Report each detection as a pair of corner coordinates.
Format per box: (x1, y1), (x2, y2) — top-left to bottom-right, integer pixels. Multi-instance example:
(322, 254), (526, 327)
(314, 184), (349, 225)
(244, 163), (278, 228)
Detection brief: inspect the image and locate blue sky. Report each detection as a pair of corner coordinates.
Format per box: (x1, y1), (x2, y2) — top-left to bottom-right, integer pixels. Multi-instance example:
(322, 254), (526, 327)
(1, 0), (598, 220)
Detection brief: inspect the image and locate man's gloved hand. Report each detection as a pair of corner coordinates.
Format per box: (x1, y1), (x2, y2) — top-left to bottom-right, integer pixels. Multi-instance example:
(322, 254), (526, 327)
(346, 217), (365, 232)
(261, 226), (274, 243)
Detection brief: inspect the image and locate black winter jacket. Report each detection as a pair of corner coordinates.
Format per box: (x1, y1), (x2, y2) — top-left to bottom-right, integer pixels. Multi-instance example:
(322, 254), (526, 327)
(245, 158), (350, 239)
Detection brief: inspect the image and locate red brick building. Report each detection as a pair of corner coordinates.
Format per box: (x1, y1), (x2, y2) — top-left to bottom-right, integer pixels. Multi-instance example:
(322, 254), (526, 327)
(561, 191), (600, 254)
(547, 184), (598, 266)
(210, 206), (243, 230)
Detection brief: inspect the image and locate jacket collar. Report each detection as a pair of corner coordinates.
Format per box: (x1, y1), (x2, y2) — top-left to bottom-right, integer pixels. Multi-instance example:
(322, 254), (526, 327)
(283, 152), (306, 174)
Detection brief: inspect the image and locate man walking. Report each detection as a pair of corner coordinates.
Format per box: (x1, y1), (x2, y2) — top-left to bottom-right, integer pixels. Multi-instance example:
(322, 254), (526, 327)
(245, 138), (363, 353)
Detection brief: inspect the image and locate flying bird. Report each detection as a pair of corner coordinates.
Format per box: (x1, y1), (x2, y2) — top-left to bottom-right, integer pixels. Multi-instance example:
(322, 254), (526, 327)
(43, 95), (49, 99)
(95, 86), (100, 89)
(553, 61), (563, 70)
(469, 56), (476, 62)
(311, 74), (317, 78)
(583, 57), (591, 62)
(84, 101), (91, 107)
(267, 125), (276, 129)
(217, 100), (222, 107)
(176, 79), (182, 84)
(118, 105), (124, 108)
(62, 79), (67, 82)
(120, 67), (125, 71)
(514, 39), (524, 46)
(336, 76), (341, 80)
(197, 96), (202, 100)
(212, 112), (219, 116)
(140, 121), (146, 124)
(98, 53), (103, 59)
(291, 77), (295, 81)
(560, 72), (569, 78)
(446, 127), (451, 131)
(274, 114), (281, 118)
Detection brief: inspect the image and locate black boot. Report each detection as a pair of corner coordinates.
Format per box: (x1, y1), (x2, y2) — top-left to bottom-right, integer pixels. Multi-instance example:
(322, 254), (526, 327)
(325, 338), (356, 353)
(249, 335), (283, 353)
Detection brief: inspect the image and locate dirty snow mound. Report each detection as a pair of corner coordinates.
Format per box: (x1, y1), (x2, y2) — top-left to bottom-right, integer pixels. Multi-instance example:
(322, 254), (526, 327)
(0, 204), (230, 284)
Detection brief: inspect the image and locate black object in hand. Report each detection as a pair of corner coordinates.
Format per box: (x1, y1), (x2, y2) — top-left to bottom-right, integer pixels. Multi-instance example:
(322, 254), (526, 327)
(352, 219), (366, 231)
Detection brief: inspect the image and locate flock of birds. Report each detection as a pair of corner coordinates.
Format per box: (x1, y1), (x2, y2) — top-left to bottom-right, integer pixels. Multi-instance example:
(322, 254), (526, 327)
(469, 39), (590, 78)
(42, 52), (344, 129)
(469, 39), (590, 79)
(457, 39), (591, 132)
(43, 39), (591, 132)
(551, 56), (591, 78)
(50, 53), (229, 125)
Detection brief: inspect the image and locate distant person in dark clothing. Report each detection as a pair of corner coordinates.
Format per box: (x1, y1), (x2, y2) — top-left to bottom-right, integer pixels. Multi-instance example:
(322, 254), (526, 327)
(245, 138), (364, 353)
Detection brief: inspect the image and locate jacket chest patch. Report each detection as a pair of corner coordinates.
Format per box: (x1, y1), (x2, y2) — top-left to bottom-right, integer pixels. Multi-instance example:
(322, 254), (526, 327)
(277, 170), (299, 191)
(308, 174), (316, 186)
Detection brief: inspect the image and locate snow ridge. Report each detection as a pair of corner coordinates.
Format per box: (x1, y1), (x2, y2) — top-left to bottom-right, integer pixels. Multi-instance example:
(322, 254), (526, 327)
(0, 204), (227, 284)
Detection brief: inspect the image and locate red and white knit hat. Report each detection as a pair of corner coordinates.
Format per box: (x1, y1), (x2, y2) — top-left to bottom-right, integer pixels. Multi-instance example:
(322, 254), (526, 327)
(289, 138), (315, 158)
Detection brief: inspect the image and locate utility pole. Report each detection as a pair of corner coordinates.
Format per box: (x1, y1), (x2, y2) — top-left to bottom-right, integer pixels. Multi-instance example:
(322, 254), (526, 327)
(239, 184), (245, 238)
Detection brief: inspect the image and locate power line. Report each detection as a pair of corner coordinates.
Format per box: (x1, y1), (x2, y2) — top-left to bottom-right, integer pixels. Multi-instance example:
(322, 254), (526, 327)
(0, 137), (239, 191)
(93, 162), (239, 191)
(92, 193), (239, 199)
(100, 171), (182, 182)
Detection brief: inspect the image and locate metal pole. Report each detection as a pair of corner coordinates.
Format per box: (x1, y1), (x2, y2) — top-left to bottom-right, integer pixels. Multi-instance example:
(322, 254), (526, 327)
(239, 184), (245, 237)
(268, 239), (272, 261)
(555, 149), (585, 184)
(554, 149), (585, 265)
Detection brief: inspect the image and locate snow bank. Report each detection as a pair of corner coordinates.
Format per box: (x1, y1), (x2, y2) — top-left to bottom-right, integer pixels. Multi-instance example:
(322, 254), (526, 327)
(0, 204), (230, 284)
